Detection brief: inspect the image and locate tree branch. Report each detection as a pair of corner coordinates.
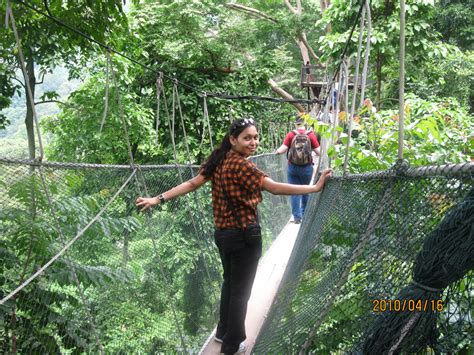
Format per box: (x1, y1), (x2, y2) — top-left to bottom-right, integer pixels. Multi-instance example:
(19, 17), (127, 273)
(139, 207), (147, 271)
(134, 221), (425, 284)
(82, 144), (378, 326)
(267, 79), (305, 111)
(12, 77), (25, 89)
(36, 71), (46, 85)
(299, 32), (319, 62)
(34, 99), (65, 105)
(176, 64), (235, 74)
(200, 47), (236, 73)
(225, 3), (278, 23)
(296, 0), (302, 13)
(284, 0), (298, 15)
(43, 0), (53, 17)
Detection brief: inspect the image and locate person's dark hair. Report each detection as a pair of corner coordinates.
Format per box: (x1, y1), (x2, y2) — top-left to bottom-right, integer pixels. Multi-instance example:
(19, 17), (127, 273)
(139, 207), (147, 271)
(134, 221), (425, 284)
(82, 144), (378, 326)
(200, 118), (257, 177)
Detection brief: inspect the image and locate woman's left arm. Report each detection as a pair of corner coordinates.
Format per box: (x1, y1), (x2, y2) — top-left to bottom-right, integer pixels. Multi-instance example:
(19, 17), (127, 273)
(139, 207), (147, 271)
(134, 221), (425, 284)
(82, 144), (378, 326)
(136, 173), (208, 212)
(262, 169), (332, 195)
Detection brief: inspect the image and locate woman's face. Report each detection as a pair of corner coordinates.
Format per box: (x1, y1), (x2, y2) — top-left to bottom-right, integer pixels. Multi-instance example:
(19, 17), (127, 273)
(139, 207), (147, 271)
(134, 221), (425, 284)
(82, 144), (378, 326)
(230, 125), (259, 157)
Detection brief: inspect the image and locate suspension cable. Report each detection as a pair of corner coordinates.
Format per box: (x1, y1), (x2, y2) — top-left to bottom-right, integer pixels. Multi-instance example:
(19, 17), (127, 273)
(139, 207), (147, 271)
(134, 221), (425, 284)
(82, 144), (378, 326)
(320, 0), (367, 104)
(110, 56), (135, 165)
(176, 86), (218, 298)
(399, 0), (406, 159)
(202, 93), (214, 150)
(342, 4), (366, 175)
(359, 0), (372, 108)
(155, 73), (163, 144)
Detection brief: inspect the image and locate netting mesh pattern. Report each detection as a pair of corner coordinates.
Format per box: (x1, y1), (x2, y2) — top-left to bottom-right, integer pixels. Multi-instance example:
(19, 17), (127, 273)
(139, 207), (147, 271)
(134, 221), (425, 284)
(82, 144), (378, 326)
(253, 163), (473, 354)
(0, 154), (289, 354)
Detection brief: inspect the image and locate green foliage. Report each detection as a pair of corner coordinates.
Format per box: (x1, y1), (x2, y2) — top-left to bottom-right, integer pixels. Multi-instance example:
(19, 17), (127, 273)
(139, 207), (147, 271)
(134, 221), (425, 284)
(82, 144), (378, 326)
(0, 163), (225, 353)
(0, 0), (130, 160)
(406, 47), (474, 111)
(317, 0), (473, 112)
(434, 0), (474, 51)
(39, 0), (304, 164)
(310, 94), (472, 172)
(0, 171), (130, 352)
(42, 61), (157, 164)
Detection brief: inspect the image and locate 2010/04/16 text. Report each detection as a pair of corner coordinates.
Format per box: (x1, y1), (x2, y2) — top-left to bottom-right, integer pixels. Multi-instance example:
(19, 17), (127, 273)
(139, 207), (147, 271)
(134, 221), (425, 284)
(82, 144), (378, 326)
(372, 299), (444, 312)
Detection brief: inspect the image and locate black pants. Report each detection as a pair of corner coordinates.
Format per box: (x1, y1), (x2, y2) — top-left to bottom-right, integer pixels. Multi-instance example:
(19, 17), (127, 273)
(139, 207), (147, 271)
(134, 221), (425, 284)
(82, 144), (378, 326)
(214, 225), (262, 354)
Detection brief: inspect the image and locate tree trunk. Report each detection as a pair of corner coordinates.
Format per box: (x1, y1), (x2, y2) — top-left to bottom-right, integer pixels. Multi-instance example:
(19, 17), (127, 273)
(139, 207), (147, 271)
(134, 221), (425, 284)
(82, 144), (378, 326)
(267, 79), (305, 112)
(320, 0), (332, 33)
(297, 39), (310, 64)
(227, 2), (320, 112)
(10, 309), (16, 353)
(25, 56), (36, 160)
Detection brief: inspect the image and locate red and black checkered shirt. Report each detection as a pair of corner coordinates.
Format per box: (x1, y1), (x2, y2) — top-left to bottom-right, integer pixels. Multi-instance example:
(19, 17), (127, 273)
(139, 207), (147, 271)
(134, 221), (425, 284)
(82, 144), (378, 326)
(210, 150), (267, 229)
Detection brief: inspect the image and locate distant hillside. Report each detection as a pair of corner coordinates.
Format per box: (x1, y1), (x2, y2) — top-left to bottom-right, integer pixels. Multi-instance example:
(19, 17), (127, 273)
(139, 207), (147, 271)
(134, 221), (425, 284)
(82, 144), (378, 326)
(0, 67), (82, 158)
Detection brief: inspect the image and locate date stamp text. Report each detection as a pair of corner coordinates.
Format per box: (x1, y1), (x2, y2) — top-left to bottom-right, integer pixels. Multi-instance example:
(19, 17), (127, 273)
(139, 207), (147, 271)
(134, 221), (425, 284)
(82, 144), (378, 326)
(372, 299), (444, 312)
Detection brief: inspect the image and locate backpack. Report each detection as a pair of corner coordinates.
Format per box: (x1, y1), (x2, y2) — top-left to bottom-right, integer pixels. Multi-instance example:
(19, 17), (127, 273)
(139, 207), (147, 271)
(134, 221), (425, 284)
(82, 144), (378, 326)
(287, 130), (312, 165)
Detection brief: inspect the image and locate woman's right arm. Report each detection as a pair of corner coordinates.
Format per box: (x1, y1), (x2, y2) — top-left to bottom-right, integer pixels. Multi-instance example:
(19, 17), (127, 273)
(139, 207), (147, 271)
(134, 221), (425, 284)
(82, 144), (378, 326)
(262, 169), (332, 195)
(135, 173), (208, 212)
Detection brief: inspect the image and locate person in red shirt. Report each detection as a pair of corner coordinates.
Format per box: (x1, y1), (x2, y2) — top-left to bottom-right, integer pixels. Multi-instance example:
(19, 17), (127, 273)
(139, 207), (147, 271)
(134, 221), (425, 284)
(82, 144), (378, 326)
(275, 115), (320, 224)
(136, 118), (331, 354)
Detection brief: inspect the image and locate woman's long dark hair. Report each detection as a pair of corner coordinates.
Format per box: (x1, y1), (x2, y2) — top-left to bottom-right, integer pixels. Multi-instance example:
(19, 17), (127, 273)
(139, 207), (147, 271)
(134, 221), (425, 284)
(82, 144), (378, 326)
(200, 118), (256, 177)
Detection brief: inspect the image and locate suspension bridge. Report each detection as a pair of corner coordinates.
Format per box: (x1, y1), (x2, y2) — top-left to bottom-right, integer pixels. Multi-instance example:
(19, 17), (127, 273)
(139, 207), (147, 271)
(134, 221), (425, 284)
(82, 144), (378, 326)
(1, 0), (473, 354)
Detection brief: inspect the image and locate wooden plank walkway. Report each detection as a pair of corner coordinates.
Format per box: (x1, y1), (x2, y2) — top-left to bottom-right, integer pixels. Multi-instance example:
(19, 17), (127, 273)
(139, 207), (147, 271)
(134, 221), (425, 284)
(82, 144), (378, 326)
(199, 222), (300, 354)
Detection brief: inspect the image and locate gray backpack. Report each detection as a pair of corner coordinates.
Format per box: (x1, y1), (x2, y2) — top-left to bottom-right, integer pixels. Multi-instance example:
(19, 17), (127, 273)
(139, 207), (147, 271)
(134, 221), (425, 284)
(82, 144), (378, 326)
(287, 130), (312, 165)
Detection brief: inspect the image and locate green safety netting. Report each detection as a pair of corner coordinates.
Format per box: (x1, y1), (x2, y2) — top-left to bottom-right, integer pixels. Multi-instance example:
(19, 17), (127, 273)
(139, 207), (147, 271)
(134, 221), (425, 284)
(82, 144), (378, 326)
(0, 154), (289, 354)
(253, 162), (473, 354)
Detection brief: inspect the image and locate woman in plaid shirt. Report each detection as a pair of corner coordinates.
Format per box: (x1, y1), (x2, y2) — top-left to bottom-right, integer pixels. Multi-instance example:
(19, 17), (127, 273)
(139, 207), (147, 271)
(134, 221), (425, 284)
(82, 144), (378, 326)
(136, 118), (331, 354)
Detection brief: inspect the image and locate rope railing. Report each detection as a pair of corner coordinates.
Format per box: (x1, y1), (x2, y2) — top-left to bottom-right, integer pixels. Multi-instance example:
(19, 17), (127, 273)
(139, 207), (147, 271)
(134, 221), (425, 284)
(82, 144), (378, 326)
(399, 0), (406, 159)
(0, 152), (290, 353)
(0, 168), (137, 305)
(342, 2), (366, 175)
(253, 161), (473, 354)
(99, 50), (111, 133)
(202, 93), (214, 150)
(0, 157), (200, 169)
(358, 0), (372, 109)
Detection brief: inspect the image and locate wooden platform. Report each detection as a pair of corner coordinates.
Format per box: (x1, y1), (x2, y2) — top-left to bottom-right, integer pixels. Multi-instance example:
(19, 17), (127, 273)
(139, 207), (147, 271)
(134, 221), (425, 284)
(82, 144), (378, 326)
(199, 222), (300, 354)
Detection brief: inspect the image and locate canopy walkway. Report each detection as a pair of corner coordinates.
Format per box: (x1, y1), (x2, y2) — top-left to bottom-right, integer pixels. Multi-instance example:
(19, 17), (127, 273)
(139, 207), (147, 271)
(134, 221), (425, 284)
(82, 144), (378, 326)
(1, 156), (472, 353)
(1, 1), (473, 353)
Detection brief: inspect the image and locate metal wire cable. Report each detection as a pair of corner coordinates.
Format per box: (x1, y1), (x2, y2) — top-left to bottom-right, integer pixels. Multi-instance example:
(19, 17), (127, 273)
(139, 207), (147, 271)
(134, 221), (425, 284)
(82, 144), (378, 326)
(399, 0), (406, 159)
(358, 0), (372, 108)
(202, 93), (214, 150)
(342, 4), (366, 175)
(320, 0), (367, 104)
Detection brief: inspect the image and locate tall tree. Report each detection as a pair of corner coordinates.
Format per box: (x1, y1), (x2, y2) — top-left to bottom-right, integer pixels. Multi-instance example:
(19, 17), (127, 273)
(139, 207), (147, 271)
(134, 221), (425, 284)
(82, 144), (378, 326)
(0, 0), (131, 159)
(434, 0), (474, 51)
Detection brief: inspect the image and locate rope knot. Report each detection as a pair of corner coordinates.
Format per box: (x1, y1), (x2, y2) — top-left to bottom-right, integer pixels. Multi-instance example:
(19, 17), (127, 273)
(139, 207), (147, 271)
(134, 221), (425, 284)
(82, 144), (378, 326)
(392, 159), (410, 175)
